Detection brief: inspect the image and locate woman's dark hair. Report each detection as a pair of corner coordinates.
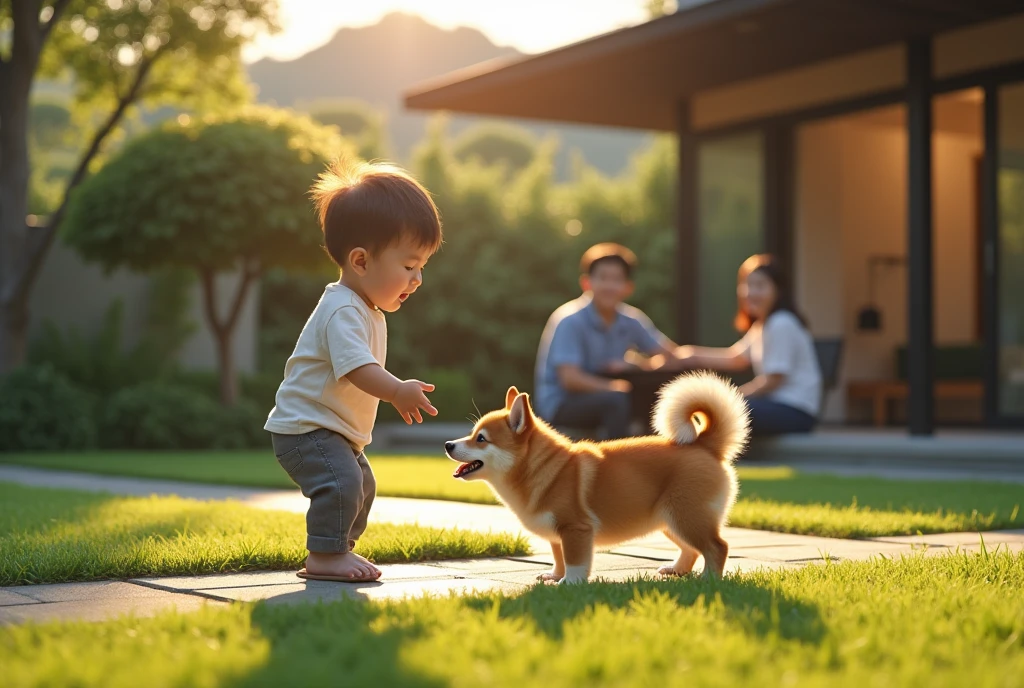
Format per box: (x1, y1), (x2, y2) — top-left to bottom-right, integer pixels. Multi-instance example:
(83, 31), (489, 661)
(734, 253), (809, 332)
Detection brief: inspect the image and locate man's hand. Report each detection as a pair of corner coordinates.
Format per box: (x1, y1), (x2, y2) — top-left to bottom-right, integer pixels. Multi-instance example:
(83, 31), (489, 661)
(392, 380), (437, 424)
(607, 379), (632, 394)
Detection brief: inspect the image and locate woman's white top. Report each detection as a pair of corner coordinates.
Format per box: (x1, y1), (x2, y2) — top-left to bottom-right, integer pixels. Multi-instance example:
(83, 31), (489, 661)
(737, 310), (822, 416)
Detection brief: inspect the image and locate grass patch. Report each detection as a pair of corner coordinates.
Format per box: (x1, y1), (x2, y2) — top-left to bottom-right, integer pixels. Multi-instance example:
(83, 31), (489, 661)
(733, 466), (1023, 538)
(3, 452), (1021, 538)
(3, 551), (1023, 687)
(0, 450), (499, 505)
(0, 482), (528, 586)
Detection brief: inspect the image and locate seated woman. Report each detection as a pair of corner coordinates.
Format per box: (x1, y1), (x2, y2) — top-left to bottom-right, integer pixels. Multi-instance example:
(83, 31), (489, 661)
(677, 254), (822, 435)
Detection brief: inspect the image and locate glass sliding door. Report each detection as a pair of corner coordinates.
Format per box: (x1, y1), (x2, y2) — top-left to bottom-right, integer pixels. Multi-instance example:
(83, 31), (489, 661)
(995, 82), (1024, 419)
(696, 132), (765, 346)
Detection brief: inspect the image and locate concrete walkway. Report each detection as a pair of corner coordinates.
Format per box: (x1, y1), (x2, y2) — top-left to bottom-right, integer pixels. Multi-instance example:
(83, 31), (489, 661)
(2, 466), (1023, 626)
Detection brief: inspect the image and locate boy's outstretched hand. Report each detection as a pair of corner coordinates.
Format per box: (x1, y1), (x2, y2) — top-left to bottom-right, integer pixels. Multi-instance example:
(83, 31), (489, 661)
(392, 380), (437, 424)
(345, 364), (438, 424)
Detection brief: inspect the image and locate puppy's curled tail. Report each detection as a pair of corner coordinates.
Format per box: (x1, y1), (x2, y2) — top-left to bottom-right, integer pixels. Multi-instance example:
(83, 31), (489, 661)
(651, 371), (750, 463)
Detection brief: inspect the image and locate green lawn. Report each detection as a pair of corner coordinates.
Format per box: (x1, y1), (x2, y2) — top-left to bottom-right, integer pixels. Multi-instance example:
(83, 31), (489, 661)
(3, 452), (1021, 538)
(0, 450), (499, 504)
(733, 466), (1022, 538)
(0, 482), (528, 586)
(3, 551), (1022, 687)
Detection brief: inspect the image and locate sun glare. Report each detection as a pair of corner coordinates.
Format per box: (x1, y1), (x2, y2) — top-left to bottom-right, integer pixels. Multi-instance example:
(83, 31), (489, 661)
(242, 0), (649, 63)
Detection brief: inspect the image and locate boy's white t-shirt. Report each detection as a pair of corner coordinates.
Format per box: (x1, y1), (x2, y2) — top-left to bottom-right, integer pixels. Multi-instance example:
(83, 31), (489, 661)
(264, 282), (386, 450)
(737, 310), (822, 417)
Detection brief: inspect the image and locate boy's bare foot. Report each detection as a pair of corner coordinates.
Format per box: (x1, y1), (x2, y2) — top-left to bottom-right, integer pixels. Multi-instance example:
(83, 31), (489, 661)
(350, 552), (381, 576)
(303, 551), (381, 581)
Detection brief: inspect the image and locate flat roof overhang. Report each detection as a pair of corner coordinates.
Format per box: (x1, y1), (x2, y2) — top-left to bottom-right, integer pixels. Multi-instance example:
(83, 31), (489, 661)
(404, 0), (1023, 131)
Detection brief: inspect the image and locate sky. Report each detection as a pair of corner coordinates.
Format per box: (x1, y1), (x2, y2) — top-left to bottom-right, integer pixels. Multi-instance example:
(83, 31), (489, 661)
(241, 0), (658, 63)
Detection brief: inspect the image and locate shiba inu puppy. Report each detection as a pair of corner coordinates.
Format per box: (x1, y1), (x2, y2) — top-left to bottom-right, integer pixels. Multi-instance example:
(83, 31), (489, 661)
(444, 372), (749, 584)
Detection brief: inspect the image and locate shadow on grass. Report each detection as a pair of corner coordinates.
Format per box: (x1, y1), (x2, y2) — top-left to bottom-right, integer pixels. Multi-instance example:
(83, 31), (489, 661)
(464, 575), (825, 644)
(235, 598), (445, 688)
(228, 574), (825, 685)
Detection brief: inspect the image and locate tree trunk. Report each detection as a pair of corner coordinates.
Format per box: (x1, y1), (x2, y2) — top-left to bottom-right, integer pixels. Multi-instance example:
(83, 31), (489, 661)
(0, 2), (155, 375)
(0, 296), (30, 373)
(214, 327), (239, 407)
(199, 266), (257, 407)
(0, 17), (38, 375)
(0, 1), (75, 374)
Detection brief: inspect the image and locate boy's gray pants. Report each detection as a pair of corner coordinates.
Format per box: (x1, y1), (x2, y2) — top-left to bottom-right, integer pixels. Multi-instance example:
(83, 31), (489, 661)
(270, 428), (376, 553)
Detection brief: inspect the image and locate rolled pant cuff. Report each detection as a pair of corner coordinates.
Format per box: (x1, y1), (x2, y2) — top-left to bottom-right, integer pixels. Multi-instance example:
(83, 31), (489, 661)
(306, 535), (348, 553)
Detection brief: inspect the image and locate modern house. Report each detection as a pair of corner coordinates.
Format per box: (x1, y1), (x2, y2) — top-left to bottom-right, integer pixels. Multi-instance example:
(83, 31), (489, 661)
(405, 0), (1024, 436)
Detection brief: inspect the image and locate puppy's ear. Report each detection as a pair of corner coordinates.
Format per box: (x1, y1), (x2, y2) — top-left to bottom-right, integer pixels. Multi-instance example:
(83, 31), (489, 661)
(508, 393), (534, 435)
(505, 386), (520, 410)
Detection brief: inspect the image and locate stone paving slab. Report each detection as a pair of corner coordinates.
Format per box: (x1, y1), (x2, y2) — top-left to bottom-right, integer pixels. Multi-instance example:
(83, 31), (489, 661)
(0, 589), (39, 607)
(483, 570), (557, 586)
(513, 552), (682, 572)
(420, 557), (555, 574)
(600, 545), (675, 561)
(137, 564), (474, 593)
(17, 581), (175, 603)
(0, 590), (220, 625)
(17, 581), (178, 602)
(218, 578), (515, 604)
(719, 529), (827, 547)
(618, 528), (826, 551)
(137, 570), (309, 591)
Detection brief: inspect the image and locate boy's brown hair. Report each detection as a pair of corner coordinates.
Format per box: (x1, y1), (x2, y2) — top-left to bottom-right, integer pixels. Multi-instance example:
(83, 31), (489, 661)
(312, 159), (442, 268)
(579, 242), (637, 279)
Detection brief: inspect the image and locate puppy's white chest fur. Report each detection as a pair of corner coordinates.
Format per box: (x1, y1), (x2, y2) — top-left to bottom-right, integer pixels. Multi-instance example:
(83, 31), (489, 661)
(517, 510), (557, 538)
(490, 482), (558, 538)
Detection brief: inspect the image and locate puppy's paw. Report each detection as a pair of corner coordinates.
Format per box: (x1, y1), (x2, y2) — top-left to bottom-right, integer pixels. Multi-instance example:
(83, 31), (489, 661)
(558, 575), (588, 585)
(559, 565), (590, 585)
(537, 571), (563, 582)
(657, 565), (689, 577)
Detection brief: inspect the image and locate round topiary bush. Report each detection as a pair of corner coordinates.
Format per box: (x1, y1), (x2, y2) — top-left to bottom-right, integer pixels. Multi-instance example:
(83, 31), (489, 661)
(0, 365), (97, 451)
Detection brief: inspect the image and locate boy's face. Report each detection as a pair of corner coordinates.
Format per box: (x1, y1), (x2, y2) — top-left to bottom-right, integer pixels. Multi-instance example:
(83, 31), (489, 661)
(581, 260), (633, 311)
(351, 236), (432, 313)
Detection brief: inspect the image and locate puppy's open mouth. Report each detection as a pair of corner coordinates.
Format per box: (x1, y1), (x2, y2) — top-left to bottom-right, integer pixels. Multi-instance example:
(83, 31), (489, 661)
(452, 460), (483, 479)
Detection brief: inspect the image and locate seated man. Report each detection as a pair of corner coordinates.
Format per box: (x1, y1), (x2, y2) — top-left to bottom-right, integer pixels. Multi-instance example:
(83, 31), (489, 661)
(533, 243), (680, 439)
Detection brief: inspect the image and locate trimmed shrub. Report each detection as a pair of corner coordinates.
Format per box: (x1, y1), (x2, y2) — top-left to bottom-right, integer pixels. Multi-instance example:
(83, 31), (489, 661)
(0, 365), (97, 451)
(99, 382), (268, 450)
(99, 383), (223, 450)
(215, 399), (268, 450)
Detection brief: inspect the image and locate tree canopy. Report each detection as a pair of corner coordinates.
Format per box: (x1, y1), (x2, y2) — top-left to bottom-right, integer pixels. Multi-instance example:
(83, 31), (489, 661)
(0, 0), (278, 373)
(63, 107), (349, 403)
(452, 123), (539, 175)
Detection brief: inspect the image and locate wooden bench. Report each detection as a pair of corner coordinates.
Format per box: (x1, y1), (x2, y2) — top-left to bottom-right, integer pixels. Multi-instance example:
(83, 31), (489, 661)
(847, 379), (983, 427)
